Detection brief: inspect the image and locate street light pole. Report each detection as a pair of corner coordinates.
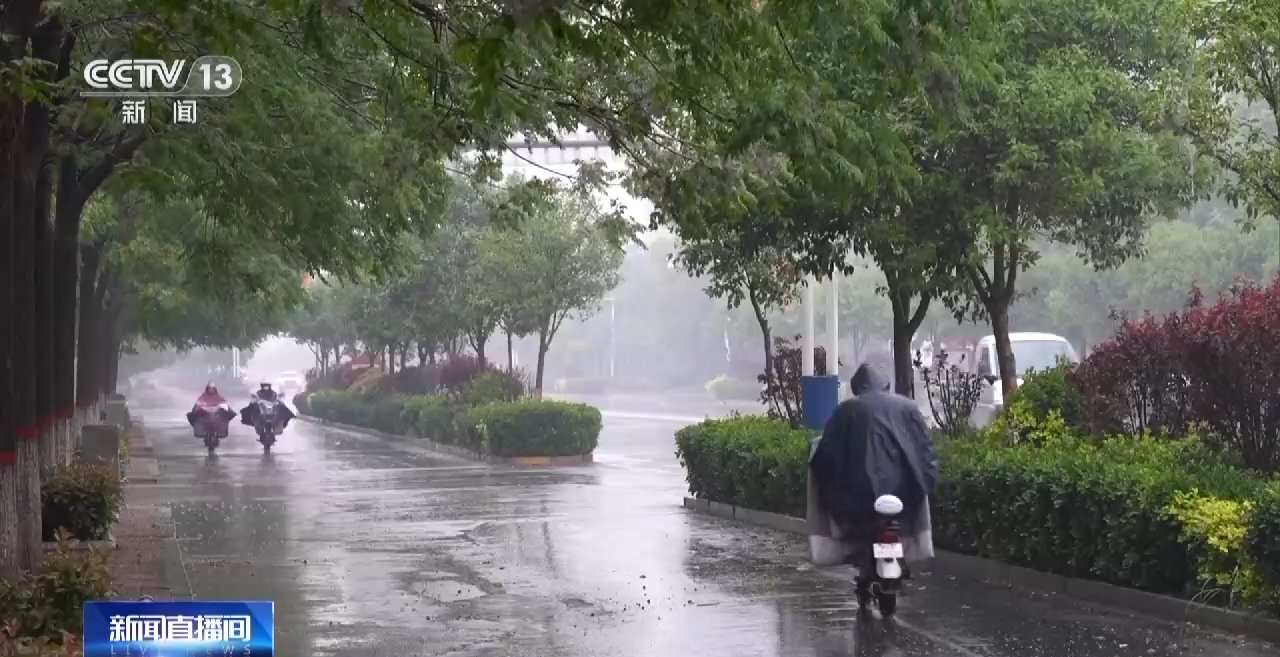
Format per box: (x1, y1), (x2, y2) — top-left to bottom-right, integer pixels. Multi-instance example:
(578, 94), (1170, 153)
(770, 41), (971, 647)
(802, 276), (816, 376)
(605, 298), (616, 379)
(827, 272), (839, 379)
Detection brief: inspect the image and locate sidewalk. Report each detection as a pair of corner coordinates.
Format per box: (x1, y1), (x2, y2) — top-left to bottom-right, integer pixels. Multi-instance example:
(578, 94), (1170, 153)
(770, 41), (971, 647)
(107, 426), (184, 600)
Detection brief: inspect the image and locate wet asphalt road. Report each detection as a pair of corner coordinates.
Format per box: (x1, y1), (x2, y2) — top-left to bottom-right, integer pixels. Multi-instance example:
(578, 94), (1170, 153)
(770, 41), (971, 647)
(126, 381), (1279, 657)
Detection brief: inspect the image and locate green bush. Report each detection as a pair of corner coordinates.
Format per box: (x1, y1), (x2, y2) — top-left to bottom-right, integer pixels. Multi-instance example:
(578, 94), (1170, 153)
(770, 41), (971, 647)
(41, 462), (123, 541)
(935, 435), (1262, 596)
(293, 391), (311, 415)
(1008, 360), (1084, 430)
(0, 532), (112, 641)
(464, 400), (601, 457)
(404, 395), (464, 445)
(1250, 483), (1280, 606)
(463, 371), (513, 407)
(305, 390), (407, 434)
(675, 416), (811, 517)
(674, 413), (1278, 608)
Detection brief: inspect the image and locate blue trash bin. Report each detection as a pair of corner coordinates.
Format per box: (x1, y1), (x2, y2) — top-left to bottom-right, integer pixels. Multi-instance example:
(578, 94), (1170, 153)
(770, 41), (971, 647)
(801, 375), (840, 431)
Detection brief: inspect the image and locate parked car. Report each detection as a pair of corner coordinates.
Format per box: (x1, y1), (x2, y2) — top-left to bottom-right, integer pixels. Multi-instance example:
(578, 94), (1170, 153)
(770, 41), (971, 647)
(967, 332), (1080, 428)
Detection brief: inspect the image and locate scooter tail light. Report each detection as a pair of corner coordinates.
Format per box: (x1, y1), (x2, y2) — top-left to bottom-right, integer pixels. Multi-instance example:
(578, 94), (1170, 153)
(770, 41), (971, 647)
(877, 522), (900, 543)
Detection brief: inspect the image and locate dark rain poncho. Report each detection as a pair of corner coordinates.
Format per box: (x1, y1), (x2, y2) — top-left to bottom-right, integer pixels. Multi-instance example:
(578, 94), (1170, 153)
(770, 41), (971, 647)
(810, 364), (939, 528)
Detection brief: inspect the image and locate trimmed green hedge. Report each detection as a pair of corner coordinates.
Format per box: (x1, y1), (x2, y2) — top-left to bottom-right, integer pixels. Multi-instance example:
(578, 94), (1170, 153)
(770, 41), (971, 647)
(463, 400), (601, 457)
(675, 414), (1278, 610)
(303, 391), (600, 458)
(936, 436), (1260, 595)
(675, 416), (810, 517)
(307, 391), (407, 434)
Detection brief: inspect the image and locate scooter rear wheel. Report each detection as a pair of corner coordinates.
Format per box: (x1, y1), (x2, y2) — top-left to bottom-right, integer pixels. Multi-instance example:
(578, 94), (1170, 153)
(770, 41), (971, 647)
(876, 592), (898, 616)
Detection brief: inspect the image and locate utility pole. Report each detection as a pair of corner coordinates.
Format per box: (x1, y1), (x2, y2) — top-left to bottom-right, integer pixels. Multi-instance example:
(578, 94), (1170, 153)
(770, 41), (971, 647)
(802, 276), (815, 376)
(827, 273), (839, 395)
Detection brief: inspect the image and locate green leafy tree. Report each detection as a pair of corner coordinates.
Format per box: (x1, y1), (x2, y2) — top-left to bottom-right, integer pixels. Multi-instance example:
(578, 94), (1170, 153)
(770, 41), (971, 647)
(674, 232), (803, 417)
(481, 228), (541, 372)
(943, 0), (1199, 396)
(1179, 0), (1280, 230)
(489, 189), (623, 395)
(290, 287), (352, 376)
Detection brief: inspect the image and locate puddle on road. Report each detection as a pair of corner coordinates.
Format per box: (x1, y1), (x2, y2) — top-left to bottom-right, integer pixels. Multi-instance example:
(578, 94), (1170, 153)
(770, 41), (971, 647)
(412, 580), (487, 602)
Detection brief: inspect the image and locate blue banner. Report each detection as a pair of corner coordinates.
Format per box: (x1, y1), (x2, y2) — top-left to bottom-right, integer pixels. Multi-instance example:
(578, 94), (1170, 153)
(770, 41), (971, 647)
(84, 601), (274, 657)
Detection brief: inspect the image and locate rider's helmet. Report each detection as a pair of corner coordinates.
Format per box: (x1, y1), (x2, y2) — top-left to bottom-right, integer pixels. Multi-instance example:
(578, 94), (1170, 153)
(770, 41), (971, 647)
(205, 383), (218, 394)
(260, 382), (273, 390)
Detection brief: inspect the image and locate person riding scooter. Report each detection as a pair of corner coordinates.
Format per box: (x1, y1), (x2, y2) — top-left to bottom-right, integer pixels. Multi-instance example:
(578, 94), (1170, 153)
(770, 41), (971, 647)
(187, 383), (237, 433)
(240, 382), (295, 428)
(809, 363), (938, 607)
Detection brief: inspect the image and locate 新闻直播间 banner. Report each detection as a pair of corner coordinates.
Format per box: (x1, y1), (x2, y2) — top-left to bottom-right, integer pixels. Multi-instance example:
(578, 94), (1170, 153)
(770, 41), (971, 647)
(84, 600), (274, 657)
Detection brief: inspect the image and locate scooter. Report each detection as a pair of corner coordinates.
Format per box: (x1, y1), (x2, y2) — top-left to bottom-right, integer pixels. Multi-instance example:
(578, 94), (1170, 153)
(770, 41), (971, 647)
(253, 398), (281, 453)
(190, 405), (235, 454)
(854, 494), (906, 616)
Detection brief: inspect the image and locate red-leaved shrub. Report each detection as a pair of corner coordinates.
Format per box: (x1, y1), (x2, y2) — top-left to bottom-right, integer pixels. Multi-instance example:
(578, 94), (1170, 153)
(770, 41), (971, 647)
(1072, 278), (1280, 472)
(1178, 281), (1280, 472)
(388, 366), (440, 395)
(1071, 313), (1191, 437)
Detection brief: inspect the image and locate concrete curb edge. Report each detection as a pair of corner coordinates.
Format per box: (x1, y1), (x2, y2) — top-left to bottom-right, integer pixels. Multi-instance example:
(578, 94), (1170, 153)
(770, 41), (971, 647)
(299, 415), (594, 467)
(681, 497), (1280, 645)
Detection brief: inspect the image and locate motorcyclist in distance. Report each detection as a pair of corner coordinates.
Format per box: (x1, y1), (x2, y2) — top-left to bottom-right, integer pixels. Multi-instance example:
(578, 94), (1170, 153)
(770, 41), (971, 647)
(188, 383), (235, 431)
(195, 383), (228, 408)
(241, 382), (295, 428)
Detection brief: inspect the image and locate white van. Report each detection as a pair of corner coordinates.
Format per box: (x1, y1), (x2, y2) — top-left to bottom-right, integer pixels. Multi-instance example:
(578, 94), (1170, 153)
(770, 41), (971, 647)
(968, 332), (1079, 428)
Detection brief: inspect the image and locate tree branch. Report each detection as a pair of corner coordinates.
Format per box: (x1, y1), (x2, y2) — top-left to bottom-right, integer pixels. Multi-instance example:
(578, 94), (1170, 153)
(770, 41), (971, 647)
(78, 129), (149, 201)
(907, 291), (933, 334)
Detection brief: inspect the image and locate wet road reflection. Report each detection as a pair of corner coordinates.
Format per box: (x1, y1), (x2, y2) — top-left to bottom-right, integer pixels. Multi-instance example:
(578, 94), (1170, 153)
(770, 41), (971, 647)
(125, 388), (1280, 657)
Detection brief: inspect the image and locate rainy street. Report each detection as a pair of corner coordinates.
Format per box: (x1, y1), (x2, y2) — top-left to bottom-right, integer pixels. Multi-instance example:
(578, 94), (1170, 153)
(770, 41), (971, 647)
(125, 377), (1280, 657)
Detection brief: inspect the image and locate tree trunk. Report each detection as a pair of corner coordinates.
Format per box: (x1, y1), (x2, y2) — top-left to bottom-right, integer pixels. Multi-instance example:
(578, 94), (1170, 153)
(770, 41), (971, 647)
(506, 330), (514, 372)
(989, 301), (1018, 398)
(28, 20), (63, 480)
(101, 308), (122, 396)
(13, 94), (50, 570)
(0, 102), (20, 580)
(53, 169), (85, 467)
(747, 287), (784, 418)
(76, 246), (101, 429)
(884, 272), (933, 399)
(34, 170), (54, 471)
(891, 318), (915, 399)
(474, 337), (487, 370)
(852, 330), (868, 366)
(91, 275), (115, 409)
(534, 332), (549, 400)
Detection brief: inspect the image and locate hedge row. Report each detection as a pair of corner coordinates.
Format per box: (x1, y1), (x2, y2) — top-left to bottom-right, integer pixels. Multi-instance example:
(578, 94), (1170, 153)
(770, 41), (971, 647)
(675, 415), (1279, 611)
(303, 390), (601, 458)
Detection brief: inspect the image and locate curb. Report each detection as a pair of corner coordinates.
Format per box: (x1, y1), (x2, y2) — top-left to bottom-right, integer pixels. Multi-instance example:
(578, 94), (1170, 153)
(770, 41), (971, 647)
(300, 415), (595, 467)
(42, 529), (116, 552)
(681, 497), (1280, 646)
